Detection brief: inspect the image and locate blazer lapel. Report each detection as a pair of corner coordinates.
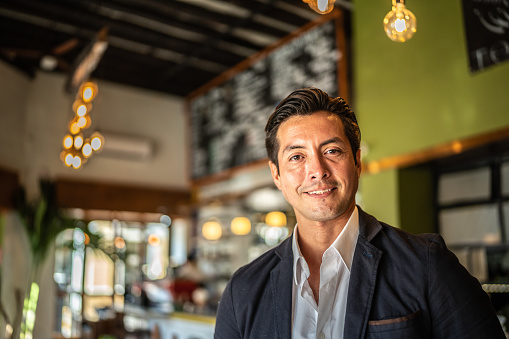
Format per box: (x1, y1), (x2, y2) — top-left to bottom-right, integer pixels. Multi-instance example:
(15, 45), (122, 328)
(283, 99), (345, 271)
(271, 236), (294, 339)
(344, 208), (383, 339)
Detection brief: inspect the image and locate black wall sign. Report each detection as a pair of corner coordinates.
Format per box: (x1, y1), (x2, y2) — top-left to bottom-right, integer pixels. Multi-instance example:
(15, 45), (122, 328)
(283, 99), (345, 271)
(462, 0), (509, 72)
(188, 18), (344, 181)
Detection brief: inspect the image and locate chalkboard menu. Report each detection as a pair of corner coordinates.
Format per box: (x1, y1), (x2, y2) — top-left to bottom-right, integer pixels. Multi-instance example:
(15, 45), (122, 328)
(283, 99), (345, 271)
(462, 0), (509, 72)
(188, 15), (346, 182)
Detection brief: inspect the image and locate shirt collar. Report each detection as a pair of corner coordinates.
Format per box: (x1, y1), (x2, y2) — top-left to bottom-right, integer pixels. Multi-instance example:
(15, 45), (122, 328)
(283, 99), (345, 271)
(292, 206), (359, 285)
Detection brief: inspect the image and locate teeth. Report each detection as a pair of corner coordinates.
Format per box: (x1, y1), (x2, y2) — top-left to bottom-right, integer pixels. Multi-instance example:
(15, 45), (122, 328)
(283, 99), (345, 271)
(308, 188), (333, 195)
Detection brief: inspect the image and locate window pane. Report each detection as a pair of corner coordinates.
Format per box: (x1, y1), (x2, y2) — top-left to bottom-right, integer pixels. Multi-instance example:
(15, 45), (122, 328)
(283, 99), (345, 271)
(440, 204), (500, 245)
(438, 167), (491, 205)
(504, 202), (509, 238)
(502, 162), (509, 196)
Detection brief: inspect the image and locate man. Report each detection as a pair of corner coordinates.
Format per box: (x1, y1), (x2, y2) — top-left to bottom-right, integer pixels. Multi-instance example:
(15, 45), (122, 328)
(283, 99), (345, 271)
(214, 88), (505, 338)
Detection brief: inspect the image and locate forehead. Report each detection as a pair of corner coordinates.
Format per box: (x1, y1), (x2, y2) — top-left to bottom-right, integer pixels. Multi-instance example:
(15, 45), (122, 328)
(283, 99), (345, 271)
(277, 111), (346, 141)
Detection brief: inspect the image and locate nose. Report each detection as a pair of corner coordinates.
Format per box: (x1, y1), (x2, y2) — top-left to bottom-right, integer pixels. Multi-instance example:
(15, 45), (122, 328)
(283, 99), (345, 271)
(308, 155), (330, 180)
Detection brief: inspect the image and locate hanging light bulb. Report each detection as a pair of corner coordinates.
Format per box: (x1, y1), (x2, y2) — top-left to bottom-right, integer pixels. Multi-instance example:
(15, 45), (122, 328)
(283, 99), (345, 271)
(63, 134), (73, 149)
(74, 134), (84, 150)
(72, 100), (92, 117)
(82, 139), (93, 158)
(383, 0), (417, 42)
(72, 155), (82, 169)
(90, 132), (104, 151)
(79, 81), (98, 103)
(64, 153), (74, 167)
(302, 0), (336, 14)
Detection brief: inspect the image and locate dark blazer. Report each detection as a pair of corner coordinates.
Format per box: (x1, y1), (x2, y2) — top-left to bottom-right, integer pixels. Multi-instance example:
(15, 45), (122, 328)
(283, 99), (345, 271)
(214, 207), (505, 338)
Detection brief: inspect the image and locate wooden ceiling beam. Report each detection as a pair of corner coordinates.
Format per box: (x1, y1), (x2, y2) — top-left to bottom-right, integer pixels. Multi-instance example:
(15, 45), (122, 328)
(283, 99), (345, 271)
(55, 178), (191, 215)
(1, 0), (245, 66)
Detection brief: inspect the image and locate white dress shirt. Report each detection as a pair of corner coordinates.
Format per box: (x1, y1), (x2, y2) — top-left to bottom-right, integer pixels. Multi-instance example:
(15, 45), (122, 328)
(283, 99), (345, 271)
(291, 206), (359, 339)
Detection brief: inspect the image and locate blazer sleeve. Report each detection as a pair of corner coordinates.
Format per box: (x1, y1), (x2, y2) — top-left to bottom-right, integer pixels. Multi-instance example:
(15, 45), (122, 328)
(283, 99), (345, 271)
(214, 279), (242, 339)
(427, 234), (505, 339)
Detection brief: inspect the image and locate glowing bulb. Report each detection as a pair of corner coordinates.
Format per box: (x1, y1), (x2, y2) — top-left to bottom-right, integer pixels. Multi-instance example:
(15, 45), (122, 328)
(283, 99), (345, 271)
(302, 0), (335, 14)
(83, 87), (94, 101)
(202, 221), (222, 240)
(383, 0), (417, 42)
(72, 100), (92, 117)
(74, 134), (84, 149)
(265, 211), (287, 227)
(90, 132), (104, 151)
(231, 217), (251, 235)
(147, 234), (160, 246)
(72, 155), (82, 169)
(77, 116), (87, 128)
(82, 142), (93, 158)
(70, 122), (80, 135)
(77, 104), (87, 117)
(64, 153), (74, 167)
(80, 81), (98, 102)
(114, 236), (126, 249)
(63, 134), (73, 149)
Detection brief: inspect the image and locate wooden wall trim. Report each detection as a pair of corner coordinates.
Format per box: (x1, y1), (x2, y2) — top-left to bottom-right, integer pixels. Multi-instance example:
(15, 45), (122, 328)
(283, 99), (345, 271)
(0, 166), (18, 210)
(363, 126), (509, 174)
(55, 178), (191, 216)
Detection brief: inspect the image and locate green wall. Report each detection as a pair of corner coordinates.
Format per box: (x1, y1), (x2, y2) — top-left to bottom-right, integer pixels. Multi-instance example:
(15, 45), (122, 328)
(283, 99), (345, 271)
(352, 0), (509, 231)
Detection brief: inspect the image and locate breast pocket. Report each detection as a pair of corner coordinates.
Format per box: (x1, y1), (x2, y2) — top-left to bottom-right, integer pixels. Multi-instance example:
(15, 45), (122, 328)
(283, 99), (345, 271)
(366, 310), (425, 339)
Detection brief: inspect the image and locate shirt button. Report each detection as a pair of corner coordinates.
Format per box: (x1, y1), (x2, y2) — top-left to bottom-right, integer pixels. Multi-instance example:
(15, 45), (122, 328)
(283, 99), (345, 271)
(318, 332), (325, 339)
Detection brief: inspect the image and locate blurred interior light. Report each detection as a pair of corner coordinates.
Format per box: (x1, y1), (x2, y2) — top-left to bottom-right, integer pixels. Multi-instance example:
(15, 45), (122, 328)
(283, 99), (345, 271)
(114, 236), (126, 249)
(63, 134), (73, 149)
(91, 132), (104, 151)
(202, 220), (222, 241)
(76, 117), (86, 128)
(70, 121), (81, 135)
(72, 155), (82, 169)
(74, 134), (84, 149)
(80, 81), (98, 103)
(160, 215), (172, 227)
(82, 141), (93, 157)
(265, 211), (287, 227)
(72, 100), (92, 117)
(147, 234), (161, 246)
(303, 0), (336, 14)
(64, 153), (74, 167)
(231, 217), (251, 235)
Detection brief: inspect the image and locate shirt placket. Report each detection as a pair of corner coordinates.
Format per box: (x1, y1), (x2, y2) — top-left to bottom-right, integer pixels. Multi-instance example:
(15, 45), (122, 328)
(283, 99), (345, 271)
(316, 250), (340, 339)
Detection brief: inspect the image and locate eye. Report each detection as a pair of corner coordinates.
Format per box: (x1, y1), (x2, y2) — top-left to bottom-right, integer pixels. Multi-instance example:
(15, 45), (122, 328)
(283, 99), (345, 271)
(325, 148), (342, 155)
(289, 154), (303, 162)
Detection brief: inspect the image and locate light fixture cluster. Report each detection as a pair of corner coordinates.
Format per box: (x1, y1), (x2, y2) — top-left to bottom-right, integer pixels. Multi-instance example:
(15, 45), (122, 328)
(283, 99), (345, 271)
(383, 0), (417, 42)
(60, 81), (104, 169)
(201, 211), (288, 241)
(302, 0), (336, 14)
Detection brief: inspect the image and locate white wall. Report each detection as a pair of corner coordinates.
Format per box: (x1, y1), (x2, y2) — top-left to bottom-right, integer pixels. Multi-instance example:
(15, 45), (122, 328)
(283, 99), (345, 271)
(0, 60), (189, 337)
(0, 62), (30, 172)
(0, 61), (189, 198)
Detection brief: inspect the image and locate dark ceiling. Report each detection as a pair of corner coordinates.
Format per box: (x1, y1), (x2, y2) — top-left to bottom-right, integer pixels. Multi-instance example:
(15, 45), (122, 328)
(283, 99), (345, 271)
(0, 0), (347, 97)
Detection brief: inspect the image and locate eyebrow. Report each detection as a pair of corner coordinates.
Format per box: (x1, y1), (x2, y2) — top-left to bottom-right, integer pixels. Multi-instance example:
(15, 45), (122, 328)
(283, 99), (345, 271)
(281, 137), (346, 154)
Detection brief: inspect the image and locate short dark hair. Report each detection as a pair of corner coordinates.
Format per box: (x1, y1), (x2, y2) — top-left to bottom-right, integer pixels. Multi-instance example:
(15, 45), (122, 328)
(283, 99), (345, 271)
(265, 87), (360, 171)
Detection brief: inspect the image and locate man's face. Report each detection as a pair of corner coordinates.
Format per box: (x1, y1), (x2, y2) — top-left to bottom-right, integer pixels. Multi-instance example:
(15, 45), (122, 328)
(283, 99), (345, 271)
(269, 111), (361, 226)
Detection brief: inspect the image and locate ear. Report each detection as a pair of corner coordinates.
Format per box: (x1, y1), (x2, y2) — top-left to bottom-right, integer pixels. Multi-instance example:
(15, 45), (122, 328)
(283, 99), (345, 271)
(355, 149), (362, 177)
(269, 161), (282, 190)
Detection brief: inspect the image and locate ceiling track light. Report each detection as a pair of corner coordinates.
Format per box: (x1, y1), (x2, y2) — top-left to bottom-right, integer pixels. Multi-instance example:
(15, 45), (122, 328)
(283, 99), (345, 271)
(383, 0), (417, 42)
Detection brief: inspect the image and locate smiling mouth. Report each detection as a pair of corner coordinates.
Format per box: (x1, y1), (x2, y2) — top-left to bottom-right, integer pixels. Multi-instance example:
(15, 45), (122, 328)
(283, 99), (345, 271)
(307, 188), (336, 195)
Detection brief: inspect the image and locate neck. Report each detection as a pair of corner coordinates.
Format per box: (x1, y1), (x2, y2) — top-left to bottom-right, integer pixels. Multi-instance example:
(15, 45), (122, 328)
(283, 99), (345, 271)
(296, 204), (355, 264)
